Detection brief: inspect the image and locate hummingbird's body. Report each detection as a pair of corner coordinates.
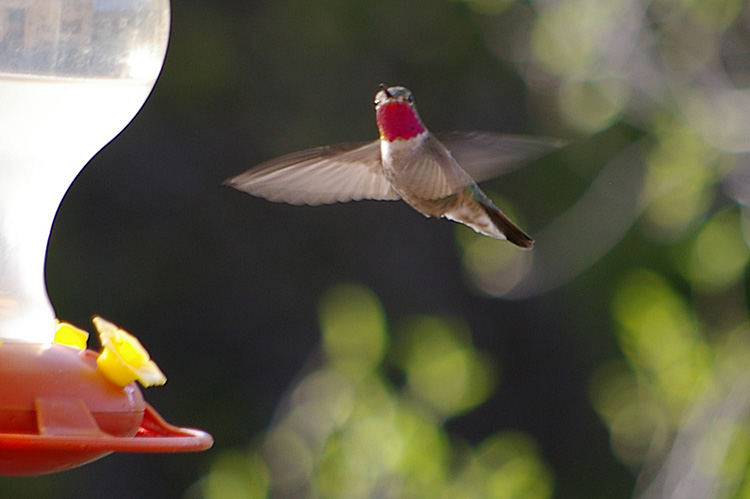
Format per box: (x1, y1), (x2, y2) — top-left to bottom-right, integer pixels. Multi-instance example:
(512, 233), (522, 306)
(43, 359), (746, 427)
(227, 84), (562, 249)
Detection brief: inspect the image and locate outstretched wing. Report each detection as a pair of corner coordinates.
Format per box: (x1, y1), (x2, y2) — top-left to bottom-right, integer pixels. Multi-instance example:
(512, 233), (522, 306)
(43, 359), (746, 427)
(225, 140), (399, 205)
(438, 132), (565, 184)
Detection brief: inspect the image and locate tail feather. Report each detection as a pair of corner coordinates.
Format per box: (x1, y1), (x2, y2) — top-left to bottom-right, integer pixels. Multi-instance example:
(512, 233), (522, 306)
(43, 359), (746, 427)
(481, 202), (534, 249)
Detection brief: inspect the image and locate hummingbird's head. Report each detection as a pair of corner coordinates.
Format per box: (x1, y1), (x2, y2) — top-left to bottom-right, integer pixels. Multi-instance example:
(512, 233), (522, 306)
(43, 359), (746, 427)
(374, 84), (425, 142)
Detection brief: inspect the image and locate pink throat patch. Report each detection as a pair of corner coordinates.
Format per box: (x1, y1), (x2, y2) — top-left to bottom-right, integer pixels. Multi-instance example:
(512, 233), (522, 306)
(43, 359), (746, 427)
(376, 102), (425, 142)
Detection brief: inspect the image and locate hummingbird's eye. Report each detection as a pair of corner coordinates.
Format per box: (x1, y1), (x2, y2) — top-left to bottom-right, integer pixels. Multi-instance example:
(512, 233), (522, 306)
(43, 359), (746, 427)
(374, 98), (380, 106)
(406, 94), (414, 103)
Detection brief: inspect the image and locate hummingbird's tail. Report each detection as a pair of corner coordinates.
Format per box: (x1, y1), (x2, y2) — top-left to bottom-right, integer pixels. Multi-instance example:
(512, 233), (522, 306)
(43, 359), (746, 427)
(442, 186), (534, 249)
(480, 201), (534, 249)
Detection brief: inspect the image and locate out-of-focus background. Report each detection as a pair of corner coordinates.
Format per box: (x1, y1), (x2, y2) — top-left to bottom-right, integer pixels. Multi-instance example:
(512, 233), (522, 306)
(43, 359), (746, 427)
(3, 0), (750, 497)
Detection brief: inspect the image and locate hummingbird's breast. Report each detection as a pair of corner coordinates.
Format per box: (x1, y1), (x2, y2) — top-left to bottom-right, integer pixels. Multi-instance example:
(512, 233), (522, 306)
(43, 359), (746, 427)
(379, 132), (428, 186)
(379, 131), (455, 216)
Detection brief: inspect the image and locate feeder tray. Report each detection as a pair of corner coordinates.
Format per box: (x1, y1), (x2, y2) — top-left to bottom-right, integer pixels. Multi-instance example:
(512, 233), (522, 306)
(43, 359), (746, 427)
(0, 326), (213, 476)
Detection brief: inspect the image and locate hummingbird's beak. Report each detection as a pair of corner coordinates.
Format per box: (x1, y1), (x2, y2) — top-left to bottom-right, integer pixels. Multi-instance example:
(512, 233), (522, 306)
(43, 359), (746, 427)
(379, 83), (392, 98)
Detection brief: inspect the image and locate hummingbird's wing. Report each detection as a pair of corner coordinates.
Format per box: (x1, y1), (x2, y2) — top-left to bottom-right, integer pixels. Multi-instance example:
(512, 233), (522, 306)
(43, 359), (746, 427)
(437, 132), (565, 184)
(225, 140), (400, 205)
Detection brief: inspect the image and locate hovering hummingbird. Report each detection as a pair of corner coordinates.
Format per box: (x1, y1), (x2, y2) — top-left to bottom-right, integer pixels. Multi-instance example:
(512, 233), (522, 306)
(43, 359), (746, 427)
(226, 84), (563, 248)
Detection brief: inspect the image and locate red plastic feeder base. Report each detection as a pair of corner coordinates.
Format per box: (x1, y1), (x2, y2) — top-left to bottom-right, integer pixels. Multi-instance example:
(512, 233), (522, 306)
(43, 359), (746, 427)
(0, 402), (213, 476)
(0, 341), (213, 476)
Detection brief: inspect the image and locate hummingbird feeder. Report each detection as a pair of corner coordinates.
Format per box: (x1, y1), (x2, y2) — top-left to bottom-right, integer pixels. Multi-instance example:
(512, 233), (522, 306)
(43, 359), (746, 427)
(0, 0), (213, 475)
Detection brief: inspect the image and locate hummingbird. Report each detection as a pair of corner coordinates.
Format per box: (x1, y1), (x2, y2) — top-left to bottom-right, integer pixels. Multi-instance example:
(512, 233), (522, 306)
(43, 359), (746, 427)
(226, 84), (563, 248)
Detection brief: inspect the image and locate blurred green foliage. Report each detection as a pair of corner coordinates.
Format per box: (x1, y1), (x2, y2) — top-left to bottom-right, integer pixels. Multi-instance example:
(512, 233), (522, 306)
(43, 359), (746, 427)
(197, 283), (552, 498)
